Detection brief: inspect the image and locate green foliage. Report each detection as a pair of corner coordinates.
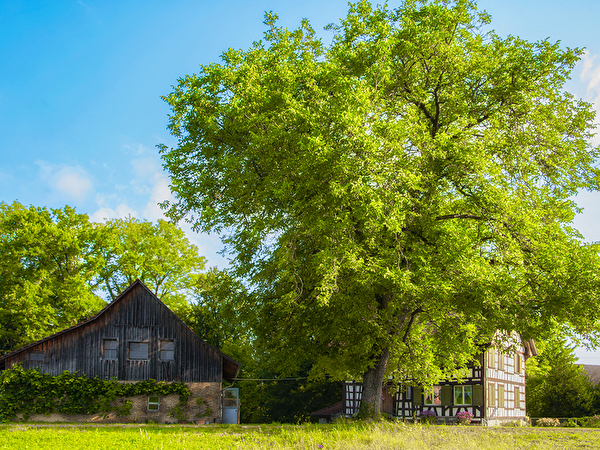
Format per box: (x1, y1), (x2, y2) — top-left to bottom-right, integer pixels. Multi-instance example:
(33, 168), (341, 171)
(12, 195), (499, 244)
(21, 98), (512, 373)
(237, 361), (341, 424)
(0, 365), (190, 421)
(159, 0), (600, 412)
(0, 202), (105, 354)
(526, 338), (595, 418)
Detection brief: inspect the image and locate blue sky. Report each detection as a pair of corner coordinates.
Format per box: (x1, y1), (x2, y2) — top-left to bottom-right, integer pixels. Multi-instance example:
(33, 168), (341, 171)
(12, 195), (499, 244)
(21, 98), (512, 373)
(1, 1), (600, 360)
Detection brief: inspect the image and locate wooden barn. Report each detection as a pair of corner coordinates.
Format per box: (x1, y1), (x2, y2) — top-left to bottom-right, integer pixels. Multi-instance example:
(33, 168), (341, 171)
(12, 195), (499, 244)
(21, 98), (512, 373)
(343, 333), (537, 425)
(0, 280), (240, 424)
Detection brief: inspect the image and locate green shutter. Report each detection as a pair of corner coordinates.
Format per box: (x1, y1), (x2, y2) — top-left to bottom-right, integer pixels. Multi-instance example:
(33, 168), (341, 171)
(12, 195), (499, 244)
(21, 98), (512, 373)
(413, 387), (422, 406)
(441, 386), (452, 406)
(473, 385), (484, 406)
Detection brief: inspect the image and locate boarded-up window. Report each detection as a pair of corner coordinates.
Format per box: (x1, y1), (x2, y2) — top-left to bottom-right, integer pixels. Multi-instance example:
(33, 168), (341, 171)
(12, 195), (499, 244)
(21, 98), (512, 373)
(103, 339), (117, 360)
(160, 340), (175, 361)
(498, 352), (504, 371)
(515, 386), (521, 409)
(148, 396), (159, 411)
(498, 385), (505, 408)
(129, 342), (149, 360)
(515, 354), (522, 373)
(29, 351), (44, 361)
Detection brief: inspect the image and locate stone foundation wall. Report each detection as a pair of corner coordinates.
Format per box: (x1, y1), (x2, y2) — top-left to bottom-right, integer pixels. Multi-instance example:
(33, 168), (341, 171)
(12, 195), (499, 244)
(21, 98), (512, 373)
(18, 381), (222, 424)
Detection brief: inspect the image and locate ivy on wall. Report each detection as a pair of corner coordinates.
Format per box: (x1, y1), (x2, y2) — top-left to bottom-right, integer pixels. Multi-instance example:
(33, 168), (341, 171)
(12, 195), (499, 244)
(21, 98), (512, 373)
(0, 365), (190, 421)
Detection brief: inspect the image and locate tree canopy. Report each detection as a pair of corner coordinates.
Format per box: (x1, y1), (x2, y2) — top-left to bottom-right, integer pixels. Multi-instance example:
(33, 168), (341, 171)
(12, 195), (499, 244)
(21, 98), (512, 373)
(160, 0), (600, 412)
(0, 202), (105, 353)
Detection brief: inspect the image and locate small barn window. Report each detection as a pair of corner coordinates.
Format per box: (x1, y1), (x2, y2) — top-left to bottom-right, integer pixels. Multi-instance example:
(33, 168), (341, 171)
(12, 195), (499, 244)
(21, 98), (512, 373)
(160, 340), (174, 361)
(148, 396), (159, 411)
(103, 339), (118, 360)
(129, 342), (149, 360)
(29, 351), (44, 361)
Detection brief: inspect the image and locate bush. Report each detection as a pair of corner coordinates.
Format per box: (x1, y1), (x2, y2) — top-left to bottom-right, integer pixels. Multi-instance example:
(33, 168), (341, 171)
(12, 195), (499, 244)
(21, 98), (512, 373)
(536, 417), (560, 427)
(419, 410), (436, 424)
(456, 411), (473, 425)
(579, 415), (600, 428)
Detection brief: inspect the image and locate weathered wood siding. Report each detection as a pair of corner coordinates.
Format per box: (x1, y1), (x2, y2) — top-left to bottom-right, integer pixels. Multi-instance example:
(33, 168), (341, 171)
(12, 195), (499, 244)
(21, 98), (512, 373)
(4, 283), (224, 382)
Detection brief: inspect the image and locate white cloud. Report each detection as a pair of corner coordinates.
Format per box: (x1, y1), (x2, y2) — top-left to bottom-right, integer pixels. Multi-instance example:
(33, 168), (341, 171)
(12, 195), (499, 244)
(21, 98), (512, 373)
(35, 160), (94, 202)
(89, 204), (138, 223)
(579, 51), (600, 146)
(142, 172), (174, 221)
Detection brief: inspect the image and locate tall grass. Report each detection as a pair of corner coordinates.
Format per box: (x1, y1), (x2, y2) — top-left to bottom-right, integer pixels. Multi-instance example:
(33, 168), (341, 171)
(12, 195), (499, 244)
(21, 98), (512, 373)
(1, 422), (600, 449)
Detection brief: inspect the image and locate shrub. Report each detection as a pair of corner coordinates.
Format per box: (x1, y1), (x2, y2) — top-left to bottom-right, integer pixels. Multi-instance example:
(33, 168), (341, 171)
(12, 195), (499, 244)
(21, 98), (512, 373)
(456, 411), (473, 425)
(419, 409), (436, 424)
(536, 417), (560, 427)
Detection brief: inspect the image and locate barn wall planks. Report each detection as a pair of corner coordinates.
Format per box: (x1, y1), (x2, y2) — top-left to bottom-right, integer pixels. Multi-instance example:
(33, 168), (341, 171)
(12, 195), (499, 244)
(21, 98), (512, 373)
(3, 282), (224, 382)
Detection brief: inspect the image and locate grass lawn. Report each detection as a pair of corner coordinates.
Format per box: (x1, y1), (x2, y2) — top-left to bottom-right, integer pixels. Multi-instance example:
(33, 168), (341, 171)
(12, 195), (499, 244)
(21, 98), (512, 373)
(1, 422), (600, 449)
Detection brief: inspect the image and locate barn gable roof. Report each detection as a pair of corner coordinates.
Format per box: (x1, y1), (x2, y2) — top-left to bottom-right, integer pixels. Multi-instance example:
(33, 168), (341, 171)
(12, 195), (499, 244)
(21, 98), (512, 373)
(0, 280), (240, 381)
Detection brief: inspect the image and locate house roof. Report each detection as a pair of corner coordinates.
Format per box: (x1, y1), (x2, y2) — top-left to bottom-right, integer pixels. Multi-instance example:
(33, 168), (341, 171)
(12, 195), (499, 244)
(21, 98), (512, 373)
(311, 401), (344, 418)
(0, 280), (240, 381)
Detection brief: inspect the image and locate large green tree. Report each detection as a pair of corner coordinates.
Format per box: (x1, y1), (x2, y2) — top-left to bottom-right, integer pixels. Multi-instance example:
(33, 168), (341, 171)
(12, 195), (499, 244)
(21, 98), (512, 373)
(160, 0), (600, 413)
(0, 202), (105, 354)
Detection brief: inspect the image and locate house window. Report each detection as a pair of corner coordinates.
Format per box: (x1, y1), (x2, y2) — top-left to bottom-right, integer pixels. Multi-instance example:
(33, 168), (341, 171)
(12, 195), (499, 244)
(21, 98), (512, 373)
(515, 354), (522, 373)
(29, 351), (44, 361)
(488, 383), (496, 407)
(148, 396), (159, 411)
(160, 340), (174, 361)
(129, 342), (149, 360)
(498, 384), (505, 408)
(498, 352), (504, 371)
(515, 386), (521, 409)
(454, 385), (473, 406)
(424, 386), (442, 405)
(103, 339), (117, 360)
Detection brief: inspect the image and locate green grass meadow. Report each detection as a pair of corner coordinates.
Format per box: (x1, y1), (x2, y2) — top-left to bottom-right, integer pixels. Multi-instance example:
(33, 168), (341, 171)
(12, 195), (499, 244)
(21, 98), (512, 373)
(1, 422), (600, 450)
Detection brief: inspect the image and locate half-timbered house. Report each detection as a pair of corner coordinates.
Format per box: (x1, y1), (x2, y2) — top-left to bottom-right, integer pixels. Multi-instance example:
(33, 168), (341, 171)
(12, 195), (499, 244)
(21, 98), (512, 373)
(0, 280), (240, 424)
(343, 334), (537, 425)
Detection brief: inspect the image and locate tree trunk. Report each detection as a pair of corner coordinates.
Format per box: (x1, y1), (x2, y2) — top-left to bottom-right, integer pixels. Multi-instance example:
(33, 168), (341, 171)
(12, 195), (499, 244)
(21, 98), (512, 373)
(359, 347), (390, 417)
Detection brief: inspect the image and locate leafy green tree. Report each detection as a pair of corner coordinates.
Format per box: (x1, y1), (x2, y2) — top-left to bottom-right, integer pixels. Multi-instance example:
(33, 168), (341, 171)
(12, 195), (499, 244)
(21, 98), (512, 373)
(0, 202), (105, 354)
(526, 338), (595, 418)
(95, 216), (206, 317)
(160, 0), (600, 414)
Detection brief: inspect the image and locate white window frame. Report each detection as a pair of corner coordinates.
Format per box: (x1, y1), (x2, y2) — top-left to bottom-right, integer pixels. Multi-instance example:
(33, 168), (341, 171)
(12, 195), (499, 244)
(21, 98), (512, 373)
(453, 385), (473, 406)
(148, 395), (160, 411)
